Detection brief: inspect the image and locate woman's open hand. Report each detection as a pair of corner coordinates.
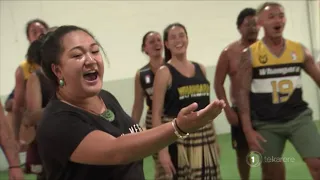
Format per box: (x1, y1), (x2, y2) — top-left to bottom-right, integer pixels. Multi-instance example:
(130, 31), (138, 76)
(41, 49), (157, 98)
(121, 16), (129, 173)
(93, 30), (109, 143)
(175, 100), (225, 133)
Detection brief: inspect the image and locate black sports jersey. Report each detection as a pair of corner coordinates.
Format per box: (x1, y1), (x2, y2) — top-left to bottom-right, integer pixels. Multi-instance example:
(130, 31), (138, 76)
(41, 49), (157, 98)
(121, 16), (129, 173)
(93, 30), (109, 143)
(249, 39), (308, 122)
(139, 64), (155, 109)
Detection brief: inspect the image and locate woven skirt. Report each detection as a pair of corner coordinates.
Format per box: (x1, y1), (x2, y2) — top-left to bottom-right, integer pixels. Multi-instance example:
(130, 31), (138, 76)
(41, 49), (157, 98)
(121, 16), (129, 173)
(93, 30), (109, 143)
(153, 117), (221, 180)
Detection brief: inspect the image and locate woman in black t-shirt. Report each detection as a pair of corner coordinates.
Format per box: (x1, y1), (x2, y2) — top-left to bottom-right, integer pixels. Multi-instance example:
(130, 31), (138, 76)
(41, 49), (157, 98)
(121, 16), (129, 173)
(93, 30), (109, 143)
(152, 23), (221, 180)
(36, 25), (225, 180)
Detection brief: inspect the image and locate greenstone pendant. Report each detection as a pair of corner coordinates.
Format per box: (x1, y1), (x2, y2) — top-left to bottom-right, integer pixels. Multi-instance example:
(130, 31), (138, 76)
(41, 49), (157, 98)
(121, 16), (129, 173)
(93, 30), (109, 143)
(101, 109), (115, 122)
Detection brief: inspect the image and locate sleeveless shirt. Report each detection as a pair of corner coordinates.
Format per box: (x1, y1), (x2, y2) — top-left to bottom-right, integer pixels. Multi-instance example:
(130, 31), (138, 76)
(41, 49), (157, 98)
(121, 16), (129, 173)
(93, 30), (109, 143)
(249, 39), (308, 122)
(164, 62), (210, 117)
(139, 64), (155, 109)
(35, 70), (54, 108)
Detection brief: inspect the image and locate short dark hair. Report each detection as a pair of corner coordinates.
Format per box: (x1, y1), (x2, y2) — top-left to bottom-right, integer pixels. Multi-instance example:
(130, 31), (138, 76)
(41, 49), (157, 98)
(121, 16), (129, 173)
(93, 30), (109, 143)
(141, 31), (157, 53)
(40, 25), (101, 87)
(257, 2), (283, 14)
(163, 23), (188, 62)
(236, 8), (256, 28)
(25, 19), (49, 38)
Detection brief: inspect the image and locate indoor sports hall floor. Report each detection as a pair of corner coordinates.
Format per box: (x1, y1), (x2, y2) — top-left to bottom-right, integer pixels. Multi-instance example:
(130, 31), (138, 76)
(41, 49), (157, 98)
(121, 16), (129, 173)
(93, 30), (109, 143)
(0, 121), (319, 180)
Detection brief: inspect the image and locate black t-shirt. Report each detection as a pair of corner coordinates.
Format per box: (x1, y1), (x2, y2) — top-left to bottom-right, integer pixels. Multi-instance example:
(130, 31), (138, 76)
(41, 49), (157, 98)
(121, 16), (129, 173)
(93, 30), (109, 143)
(36, 90), (145, 180)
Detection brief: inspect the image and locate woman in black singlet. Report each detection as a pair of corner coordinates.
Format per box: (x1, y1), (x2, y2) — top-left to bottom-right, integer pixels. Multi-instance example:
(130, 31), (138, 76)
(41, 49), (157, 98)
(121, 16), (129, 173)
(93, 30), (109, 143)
(152, 23), (221, 180)
(131, 31), (165, 129)
(131, 31), (166, 179)
(23, 34), (55, 180)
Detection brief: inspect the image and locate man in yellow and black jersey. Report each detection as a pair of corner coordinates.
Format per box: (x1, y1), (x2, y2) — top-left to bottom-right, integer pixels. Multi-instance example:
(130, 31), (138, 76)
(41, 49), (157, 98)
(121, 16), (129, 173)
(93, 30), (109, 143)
(215, 8), (284, 180)
(237, 2), (320, 180)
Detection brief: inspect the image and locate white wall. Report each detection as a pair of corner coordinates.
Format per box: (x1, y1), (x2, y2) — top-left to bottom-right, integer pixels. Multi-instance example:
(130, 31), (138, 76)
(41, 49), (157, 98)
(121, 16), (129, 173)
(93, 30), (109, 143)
(2, 0), (319, 119)
(0, 0), (318, 94)
(0, 0), (319, 170)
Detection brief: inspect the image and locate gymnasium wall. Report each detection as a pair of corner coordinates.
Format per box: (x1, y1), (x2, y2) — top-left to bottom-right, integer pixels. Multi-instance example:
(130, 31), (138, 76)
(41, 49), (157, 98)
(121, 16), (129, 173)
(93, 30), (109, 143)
(0, 0), (319, 171)
(0, 0), (320, 133)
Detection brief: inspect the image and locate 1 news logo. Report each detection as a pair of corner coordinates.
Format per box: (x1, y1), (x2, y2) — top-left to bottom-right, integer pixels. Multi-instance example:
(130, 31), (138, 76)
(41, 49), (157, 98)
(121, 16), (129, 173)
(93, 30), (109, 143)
(246, 151), (263, 167)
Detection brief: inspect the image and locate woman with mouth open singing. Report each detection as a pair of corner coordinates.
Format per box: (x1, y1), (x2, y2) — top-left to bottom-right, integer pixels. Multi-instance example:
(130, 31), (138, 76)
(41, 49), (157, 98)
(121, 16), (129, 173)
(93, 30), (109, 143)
(36, 25), (225, 180)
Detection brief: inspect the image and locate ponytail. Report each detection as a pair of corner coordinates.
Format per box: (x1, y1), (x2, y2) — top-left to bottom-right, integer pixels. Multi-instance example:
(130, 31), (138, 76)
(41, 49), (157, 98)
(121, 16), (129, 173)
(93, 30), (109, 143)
(26, 31), (54, 66)
(26, 38), (44, 65)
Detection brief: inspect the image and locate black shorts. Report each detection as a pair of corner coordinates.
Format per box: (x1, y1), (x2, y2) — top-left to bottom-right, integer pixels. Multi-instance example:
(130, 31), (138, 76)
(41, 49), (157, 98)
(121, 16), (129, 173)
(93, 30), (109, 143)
(231, 106), (249, 151)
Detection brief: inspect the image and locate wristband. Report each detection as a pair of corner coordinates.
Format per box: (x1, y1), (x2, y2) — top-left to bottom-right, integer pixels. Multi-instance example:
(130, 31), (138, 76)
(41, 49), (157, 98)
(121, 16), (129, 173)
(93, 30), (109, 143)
(175, 120), (188, 134)
(171, 118), (189, 139)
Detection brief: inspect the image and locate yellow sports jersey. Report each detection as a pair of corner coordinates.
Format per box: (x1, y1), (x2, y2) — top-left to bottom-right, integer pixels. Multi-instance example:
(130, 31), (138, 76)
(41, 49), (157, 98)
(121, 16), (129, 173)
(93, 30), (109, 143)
(20, 60), (40, 80)
(249, 39), (308, 122)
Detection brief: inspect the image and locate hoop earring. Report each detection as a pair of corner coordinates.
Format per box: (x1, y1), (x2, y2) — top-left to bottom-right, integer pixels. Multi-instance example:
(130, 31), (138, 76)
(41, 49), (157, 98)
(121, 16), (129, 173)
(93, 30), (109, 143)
(59, 79), (65, 87)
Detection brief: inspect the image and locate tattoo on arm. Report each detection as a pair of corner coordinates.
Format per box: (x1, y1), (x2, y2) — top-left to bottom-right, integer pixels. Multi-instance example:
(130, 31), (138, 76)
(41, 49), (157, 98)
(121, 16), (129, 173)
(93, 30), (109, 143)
(236, 49), (253, 130)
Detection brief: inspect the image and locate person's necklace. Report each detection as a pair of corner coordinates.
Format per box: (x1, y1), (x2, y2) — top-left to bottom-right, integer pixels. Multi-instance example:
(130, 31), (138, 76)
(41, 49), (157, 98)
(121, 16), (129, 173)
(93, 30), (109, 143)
(100, 108), (115, 122)
(60, 95), (116, 122)
(94, 98), (115, 122)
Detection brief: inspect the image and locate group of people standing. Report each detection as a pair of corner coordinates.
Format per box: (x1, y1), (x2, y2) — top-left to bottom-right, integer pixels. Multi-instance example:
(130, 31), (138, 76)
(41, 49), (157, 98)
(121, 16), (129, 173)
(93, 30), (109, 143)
(131, 2), (320, 180)
(0, 1), (319, 180)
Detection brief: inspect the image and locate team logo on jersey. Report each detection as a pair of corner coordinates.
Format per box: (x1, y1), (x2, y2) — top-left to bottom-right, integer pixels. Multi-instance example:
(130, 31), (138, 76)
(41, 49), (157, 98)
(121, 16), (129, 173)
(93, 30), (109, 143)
(145, 75), (151, 84)
(259, 55), (268, 64)
(291, 52), (297, 61)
